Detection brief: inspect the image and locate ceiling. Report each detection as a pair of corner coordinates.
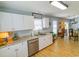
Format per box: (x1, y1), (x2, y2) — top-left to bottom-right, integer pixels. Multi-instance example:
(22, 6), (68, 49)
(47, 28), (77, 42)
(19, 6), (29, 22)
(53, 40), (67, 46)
(0, 1), (79, 18)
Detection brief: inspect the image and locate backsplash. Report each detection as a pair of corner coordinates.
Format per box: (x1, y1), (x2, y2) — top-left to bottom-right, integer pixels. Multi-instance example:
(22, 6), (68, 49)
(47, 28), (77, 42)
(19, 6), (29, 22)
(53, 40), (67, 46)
(15, 30), (32, 37)
(41, 28), (51, 33)
(14, 28), (51, 37)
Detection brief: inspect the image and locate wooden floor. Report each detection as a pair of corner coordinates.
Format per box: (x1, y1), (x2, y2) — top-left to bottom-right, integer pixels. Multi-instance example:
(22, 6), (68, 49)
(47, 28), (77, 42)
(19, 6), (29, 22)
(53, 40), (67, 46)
(32, 37), (79, 57)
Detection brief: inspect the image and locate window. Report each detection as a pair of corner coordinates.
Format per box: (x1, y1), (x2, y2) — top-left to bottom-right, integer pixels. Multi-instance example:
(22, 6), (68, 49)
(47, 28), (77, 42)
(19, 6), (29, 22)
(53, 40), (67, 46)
(34, 19), (43, 30)
(42, 17), (49, 28)
(65, 22), (69, 29)
(52, 21), (57, 34)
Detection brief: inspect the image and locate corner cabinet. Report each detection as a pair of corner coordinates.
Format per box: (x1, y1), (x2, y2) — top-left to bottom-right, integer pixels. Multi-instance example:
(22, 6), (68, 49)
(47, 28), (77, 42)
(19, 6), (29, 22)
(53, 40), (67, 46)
(0, 12), (34, 32)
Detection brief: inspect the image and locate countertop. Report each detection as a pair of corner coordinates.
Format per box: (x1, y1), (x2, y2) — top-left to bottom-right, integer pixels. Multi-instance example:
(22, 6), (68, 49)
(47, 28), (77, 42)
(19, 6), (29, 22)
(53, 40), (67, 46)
(0, 36), (38, 49)
(0, 33), (52, 49)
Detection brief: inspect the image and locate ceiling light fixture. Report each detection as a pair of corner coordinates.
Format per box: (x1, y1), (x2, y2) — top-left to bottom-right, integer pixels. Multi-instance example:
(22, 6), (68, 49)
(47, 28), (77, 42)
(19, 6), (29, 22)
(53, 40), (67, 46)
(50, 1), (68, 10)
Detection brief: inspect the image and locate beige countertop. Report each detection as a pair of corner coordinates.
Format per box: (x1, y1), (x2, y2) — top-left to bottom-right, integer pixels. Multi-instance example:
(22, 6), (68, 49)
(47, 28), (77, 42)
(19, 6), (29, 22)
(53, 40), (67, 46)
(0, 36), (38, 49)
(0, 33), (52, 49)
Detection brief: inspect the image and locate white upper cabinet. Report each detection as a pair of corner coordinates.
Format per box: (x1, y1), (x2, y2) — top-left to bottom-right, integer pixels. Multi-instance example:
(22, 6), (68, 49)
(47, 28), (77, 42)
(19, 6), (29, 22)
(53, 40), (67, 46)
(23, 15), (34, 30)
(12, 13), (24, 31)
(0, 12), (13, 32)
(43, 17), (49, 28)
(0, 12), (34, 32)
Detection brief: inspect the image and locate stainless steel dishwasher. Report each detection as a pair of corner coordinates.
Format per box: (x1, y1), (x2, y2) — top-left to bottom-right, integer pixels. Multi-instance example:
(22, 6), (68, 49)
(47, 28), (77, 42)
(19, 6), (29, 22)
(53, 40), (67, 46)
(27, 38), (39, 56)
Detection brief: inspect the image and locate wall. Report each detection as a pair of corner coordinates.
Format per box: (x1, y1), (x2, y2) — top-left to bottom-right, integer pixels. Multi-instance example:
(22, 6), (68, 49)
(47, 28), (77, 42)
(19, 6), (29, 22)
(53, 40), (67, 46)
(0, 7), (32, 16)
(49, 17), (62, 32)
(15, 30), (32, 37)
(49, 17), (70, 37)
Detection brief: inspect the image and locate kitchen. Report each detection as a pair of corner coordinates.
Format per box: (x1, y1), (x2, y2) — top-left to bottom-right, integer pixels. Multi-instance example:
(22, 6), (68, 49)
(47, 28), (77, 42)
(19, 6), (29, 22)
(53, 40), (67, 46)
(0, 10), (53, 57)
(0, 1), (79, 57)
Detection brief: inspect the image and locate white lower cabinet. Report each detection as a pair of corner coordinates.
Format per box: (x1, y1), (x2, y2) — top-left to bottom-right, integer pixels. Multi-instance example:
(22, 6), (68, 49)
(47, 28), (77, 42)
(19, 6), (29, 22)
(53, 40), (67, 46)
(39, 36), (46, 50)
(46, 34), (53, 46)
(3, 43), (23, 57)
(39, 34), (53, 50)
(0, 41), (28, 57)
(13, 43), (23, 57)
(0, 46), (16, 57)
(22, 41), (28, 57)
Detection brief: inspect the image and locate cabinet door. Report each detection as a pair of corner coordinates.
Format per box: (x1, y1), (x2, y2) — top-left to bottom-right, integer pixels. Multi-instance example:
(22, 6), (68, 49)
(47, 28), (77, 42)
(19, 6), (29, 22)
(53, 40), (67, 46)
(0, 41), (28, 57)
(0, 12), (13, 32)
(0, 46), (16, 57)
(9, 43), (23, 57)
(12, 14), (24, 31)
(0, 43), (23, 57)
(16, 41), (28, 57)
(22, 41), (28, 57)
(39, 36), (46, 50)
(39, 35), (53, 50)
(46, 34), (53, 46)
(43, 36), (48, 47)
(15, 43), (23, 57)
(39, 37), (43, 50)
(23, 15), (34, 30)
(48, 34), (53, 44)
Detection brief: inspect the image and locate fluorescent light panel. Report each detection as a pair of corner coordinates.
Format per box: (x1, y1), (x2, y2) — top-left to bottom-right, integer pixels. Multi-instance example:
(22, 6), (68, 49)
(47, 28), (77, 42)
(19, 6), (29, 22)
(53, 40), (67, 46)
(51, 1), (67, 10)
